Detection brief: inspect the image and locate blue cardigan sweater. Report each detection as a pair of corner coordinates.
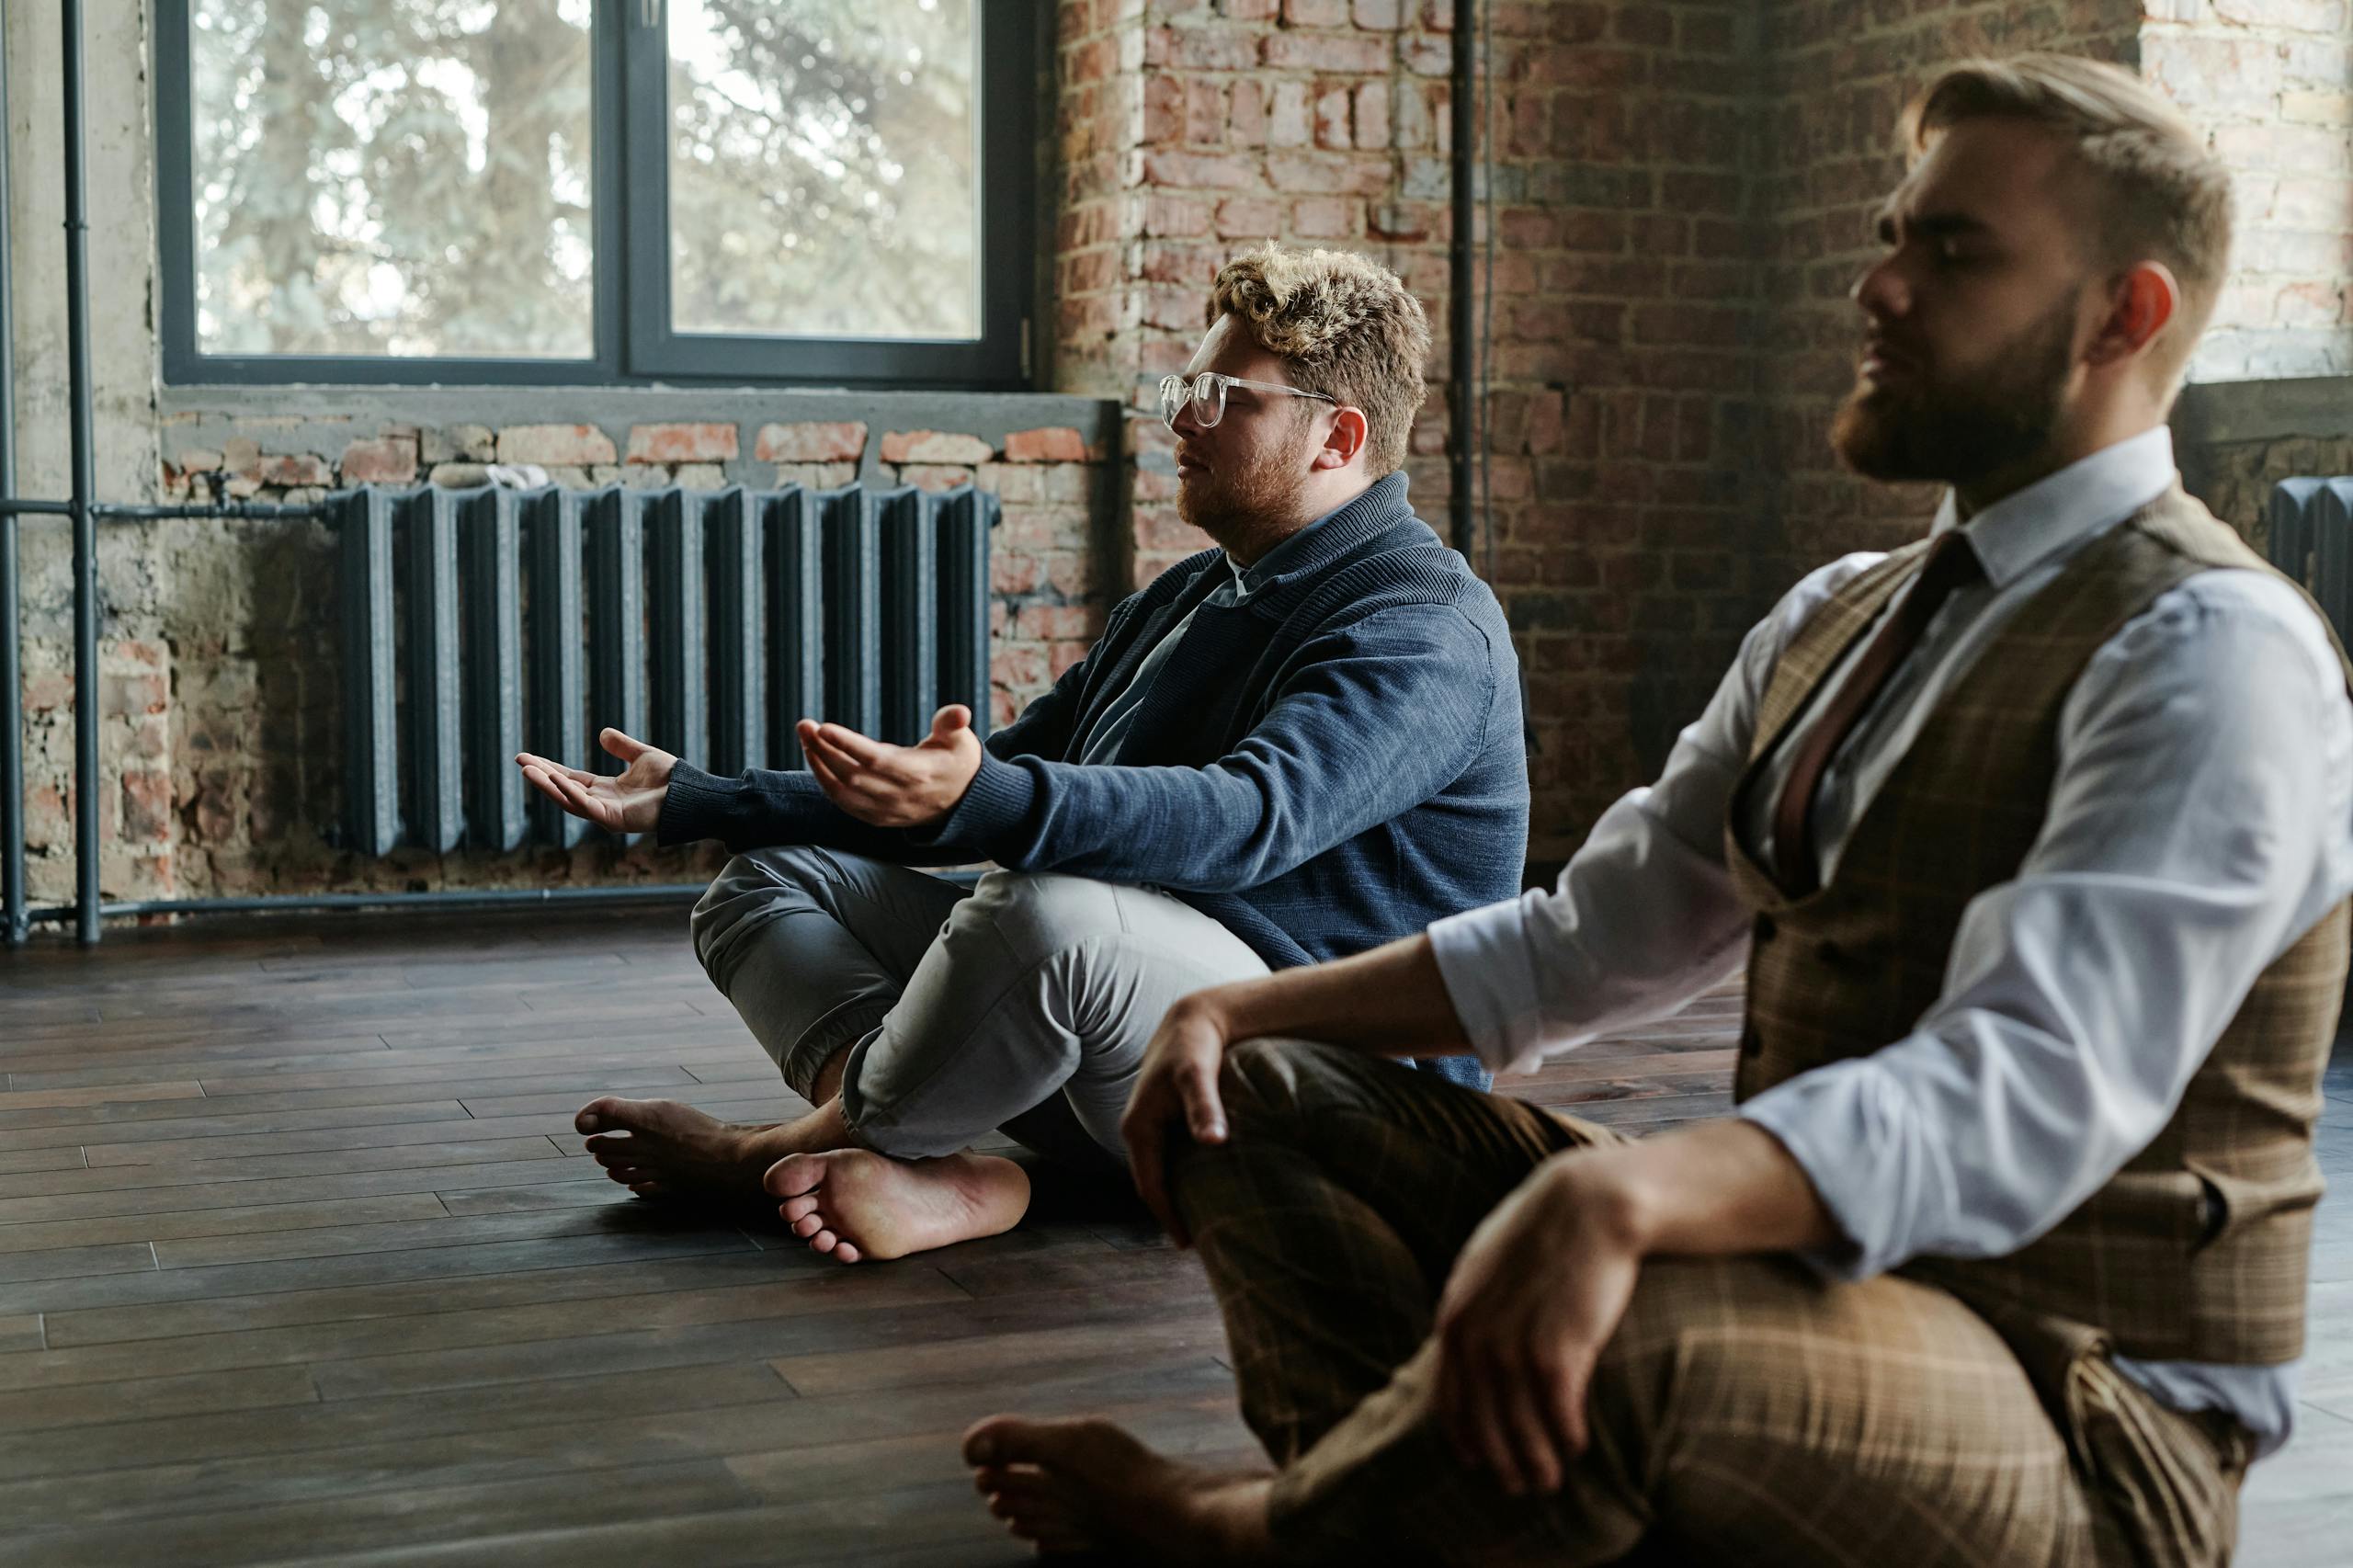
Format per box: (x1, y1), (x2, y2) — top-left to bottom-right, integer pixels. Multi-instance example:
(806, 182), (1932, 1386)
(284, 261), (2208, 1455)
(659, 472), (1529, 1086)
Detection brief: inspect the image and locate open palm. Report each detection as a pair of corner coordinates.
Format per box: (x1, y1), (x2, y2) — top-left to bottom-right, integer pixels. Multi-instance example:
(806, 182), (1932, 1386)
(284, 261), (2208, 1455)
(516, 728), (676, 834)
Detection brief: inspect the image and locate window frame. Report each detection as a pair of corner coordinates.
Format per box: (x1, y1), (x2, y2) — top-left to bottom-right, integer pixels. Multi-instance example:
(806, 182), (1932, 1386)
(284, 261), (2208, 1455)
(153, 0), (1037, 390)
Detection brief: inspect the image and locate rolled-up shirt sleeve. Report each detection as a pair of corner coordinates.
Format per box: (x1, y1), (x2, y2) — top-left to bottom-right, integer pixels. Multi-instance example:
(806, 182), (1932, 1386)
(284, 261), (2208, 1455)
(1741, 571), (2352, 1279)
(1431, 554), (1885, 1074)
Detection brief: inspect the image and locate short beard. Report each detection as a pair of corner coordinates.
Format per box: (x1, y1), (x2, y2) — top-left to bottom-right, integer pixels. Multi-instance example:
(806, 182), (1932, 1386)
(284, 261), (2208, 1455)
(1831, 291), (2078, 489)
(1177, 444), (1307, 556)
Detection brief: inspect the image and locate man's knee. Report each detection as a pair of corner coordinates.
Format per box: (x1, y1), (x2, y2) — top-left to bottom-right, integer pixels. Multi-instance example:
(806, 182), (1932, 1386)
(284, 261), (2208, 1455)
(1216, 1036), (1394, 1135)
(955, 869), (1116, 967)
(690, 846), (837, 973)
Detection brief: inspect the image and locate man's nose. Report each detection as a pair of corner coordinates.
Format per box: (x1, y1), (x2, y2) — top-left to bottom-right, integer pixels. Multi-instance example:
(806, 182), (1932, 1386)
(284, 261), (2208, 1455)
(1851, 254), (1911, 320)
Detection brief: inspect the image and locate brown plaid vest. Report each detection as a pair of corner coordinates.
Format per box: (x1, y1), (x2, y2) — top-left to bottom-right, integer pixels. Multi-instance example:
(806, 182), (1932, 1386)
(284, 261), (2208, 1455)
(1723, 485), (2351, 1366)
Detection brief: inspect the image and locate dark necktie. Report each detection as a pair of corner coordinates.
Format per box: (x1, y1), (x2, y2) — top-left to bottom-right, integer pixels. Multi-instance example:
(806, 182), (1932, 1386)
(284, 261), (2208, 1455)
(1769, 530), (1985, 894)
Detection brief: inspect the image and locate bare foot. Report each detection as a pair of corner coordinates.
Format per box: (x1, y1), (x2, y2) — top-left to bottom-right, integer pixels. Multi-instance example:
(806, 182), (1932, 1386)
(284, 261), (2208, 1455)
(962, 1415), (1278, 1561)
(574, 1096), (840, 1199)
(764, 1148), (1030, 1263)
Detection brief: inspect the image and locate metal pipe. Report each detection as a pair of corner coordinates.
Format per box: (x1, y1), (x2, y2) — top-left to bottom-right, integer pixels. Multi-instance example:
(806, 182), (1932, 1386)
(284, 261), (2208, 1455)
(17, 869), (983, 926)
(0, 498), (332, 519)
(21, 885), (710, 923)
(94, 500), (330, 519)
(0, 0), (21, 947)
(62, 0), (99, 946)
(1448, 0), (1478, 558)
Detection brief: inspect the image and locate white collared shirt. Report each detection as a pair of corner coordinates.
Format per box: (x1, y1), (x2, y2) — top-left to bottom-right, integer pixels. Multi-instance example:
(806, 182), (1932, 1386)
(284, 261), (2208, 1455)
(1428, 426), (2353, 1454)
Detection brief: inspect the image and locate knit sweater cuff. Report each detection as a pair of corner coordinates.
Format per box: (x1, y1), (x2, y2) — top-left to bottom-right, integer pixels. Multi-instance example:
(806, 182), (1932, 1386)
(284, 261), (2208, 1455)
(910, 750), (1037, 857)
(656, 760), (744, 848)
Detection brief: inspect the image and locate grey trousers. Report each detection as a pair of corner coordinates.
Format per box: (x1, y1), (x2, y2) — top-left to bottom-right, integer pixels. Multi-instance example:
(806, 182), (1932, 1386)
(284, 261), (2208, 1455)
(689, 846), (1270, 1163)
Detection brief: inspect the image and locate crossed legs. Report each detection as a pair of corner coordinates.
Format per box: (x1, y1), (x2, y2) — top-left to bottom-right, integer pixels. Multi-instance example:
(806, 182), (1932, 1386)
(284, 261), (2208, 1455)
(966, 1038), (2242, 1566)
(576, 846), (1267, 1261)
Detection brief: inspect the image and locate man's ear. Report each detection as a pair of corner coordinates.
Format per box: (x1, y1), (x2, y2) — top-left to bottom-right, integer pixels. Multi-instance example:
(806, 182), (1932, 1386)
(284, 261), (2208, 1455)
(1313, 406), (1370, 471)
(2086, 261), (2179, 368)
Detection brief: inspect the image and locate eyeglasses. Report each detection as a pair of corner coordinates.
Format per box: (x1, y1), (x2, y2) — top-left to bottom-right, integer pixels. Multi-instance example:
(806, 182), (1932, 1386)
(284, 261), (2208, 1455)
(1157, 371), (1336, 432)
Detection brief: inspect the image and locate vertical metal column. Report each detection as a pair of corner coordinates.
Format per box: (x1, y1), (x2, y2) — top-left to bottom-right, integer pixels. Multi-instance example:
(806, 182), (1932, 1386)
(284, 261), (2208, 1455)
(0, 1), (24, 946)
(1447, 0), (1479, 559)
(62, 0), (100, 945)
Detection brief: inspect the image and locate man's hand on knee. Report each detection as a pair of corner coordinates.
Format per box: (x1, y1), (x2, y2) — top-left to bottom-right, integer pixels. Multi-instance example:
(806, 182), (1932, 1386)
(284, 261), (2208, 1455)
(1433, 1156), (1646, 1498)
(1121, 993), (1238, 1247)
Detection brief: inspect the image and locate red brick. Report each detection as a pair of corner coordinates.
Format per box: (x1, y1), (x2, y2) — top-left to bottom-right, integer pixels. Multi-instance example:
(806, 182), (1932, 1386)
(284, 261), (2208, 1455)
(1154, 26), (1259, 71)
(625, 422), (739, 463)
(1005, 426), (1091, 463)
(1229, 80), (1270, 144)
(1268, 81), (1313, 147)
(993, 553), (1043, 595)
(121, 771), (173, 845)
(1185, 77), (1226, 144)
(879, 430), (995, 465)
(1145, 192), (1213, 238)
(497, 425), (618, 466)
(755, 422), (869, 462)
(1142, 149), (1262, 188)
(1354, 81), (1390, 148)
(893, 462), (980, 492)
(257, 452), (332, 487)
(1216, 195), (1285, 237)
(1282, 0), (1349, 23)
(1263, 31), (1390, 72)
(1266, 151), (1393, 193)
(338, 437), (416, 485)
(1314, 85), (1353, 149)
(1292, 196), (1357, 237)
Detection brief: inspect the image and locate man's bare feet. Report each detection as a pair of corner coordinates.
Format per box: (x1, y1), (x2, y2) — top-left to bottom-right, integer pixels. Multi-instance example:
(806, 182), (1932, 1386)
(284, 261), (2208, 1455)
(765, 1148), (1030, 1263)
(575, 1096), (847, 1199)
(962, 1415), (1279, 1562)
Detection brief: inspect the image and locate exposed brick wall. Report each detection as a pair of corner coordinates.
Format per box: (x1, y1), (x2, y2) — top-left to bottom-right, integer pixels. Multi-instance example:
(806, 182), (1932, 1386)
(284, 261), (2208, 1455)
(1054, 0), (1771, 860)
(11, 0), (2350, 915)
(1748, 2), (2143, 581)
(2144, 0), (2353, 381)
(13, 415), (1110, 904)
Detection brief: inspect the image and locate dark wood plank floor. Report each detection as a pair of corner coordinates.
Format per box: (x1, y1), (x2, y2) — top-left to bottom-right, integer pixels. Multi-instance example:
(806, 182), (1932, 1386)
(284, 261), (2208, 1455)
(0, 906), (2344, 1565)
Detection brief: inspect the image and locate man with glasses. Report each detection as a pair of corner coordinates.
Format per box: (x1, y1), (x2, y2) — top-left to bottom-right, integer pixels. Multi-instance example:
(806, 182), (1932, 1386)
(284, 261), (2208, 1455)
(519, 244), (1527, 1264)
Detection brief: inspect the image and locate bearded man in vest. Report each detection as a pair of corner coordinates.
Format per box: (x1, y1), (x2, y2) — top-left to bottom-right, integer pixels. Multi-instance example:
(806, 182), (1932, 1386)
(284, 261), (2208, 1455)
(958, 53), (2353, 1567)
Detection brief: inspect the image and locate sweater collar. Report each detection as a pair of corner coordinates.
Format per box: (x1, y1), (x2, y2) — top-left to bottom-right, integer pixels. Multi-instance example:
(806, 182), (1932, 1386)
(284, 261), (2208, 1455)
(1220, 472), (1420, 597)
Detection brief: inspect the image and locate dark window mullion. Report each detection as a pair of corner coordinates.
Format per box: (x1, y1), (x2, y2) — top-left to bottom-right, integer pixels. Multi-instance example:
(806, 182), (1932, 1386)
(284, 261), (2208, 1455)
(153, 0), (1033, 390)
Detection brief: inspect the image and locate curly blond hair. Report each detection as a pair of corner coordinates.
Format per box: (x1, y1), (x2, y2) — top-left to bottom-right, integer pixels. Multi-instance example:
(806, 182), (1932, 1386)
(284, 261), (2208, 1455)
(1209, 245), (1431, 477)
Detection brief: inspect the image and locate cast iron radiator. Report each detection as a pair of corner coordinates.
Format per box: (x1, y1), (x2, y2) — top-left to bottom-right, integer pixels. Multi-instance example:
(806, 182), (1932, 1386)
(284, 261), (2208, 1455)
(2268, 477), (2353, 648)
(333, 483), (996, 856)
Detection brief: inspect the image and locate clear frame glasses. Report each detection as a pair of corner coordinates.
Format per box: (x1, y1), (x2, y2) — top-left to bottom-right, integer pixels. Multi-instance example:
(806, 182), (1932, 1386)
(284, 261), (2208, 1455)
(1157, 371), (1336, 432)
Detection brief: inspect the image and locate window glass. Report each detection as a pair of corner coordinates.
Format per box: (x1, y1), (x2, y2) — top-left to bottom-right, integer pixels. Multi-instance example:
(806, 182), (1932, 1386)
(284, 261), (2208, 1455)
(188, 0), (597, 358)
(665, 0), (979, 341)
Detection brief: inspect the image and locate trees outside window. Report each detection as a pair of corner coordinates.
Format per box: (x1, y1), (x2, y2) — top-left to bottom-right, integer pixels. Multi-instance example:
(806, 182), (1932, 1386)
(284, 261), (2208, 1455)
(156, 0), (1032, 386)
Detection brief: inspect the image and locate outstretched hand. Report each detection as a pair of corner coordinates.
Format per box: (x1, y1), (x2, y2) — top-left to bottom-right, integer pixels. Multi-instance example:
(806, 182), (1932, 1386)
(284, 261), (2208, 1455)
(799, 704), (983, 829)
(516, 728), (676, 835)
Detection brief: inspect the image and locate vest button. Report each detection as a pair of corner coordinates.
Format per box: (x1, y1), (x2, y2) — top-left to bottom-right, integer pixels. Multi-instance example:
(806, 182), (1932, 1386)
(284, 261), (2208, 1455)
(1754, 914), (1776, 942)
(1741, 1025), (1762, 1058)
(1817, 939), (1844, 963)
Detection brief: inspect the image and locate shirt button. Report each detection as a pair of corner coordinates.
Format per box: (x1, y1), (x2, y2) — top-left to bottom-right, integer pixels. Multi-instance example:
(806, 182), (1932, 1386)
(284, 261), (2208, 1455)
(1741, 1024), (1763, 1058)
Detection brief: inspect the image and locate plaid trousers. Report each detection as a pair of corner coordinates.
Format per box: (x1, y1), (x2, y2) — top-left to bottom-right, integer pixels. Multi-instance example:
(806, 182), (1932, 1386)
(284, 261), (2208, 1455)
(1171, 1039), (2250, 1568)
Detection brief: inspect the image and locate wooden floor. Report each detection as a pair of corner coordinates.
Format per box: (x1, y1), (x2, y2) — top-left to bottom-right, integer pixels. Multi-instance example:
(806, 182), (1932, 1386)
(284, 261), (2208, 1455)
(0, 906), (2344, 1565)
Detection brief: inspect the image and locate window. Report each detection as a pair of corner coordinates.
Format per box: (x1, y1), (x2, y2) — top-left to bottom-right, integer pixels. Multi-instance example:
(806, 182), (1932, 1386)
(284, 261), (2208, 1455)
(153, 0), (1038, 387)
